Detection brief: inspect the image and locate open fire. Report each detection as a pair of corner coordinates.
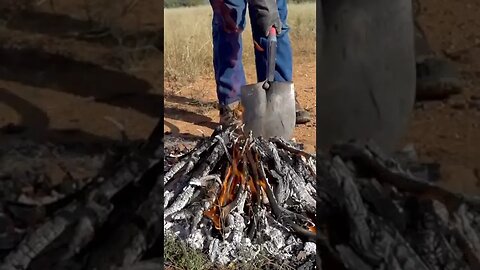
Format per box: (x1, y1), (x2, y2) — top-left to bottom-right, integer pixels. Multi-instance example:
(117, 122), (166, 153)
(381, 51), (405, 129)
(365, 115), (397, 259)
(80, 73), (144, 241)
(202, 137), (316, 238)
(164, 126), (317, 267)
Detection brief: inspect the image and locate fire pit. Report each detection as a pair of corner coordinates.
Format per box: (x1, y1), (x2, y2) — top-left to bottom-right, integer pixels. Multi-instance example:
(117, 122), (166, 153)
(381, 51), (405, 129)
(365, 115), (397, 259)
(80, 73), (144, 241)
(164, 126), (317, 268)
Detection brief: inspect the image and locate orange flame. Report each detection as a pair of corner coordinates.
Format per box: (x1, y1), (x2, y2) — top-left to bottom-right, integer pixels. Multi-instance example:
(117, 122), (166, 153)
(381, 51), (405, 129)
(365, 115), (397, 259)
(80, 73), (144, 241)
(247, 175), (258, 197)
(217, 166), (232, 207)
(307, 225), (317, 233)
(204, 143), (245, 231)
(258, 178), (267, 190)
(204, 206), (221, 230)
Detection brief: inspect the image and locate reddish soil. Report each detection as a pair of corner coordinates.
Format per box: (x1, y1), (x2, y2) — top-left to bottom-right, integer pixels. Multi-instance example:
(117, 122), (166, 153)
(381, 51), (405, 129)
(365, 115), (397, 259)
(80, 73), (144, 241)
(405, 0), (480, 194)
(0, 0), (479, 194)
(0, 0), (162, 145)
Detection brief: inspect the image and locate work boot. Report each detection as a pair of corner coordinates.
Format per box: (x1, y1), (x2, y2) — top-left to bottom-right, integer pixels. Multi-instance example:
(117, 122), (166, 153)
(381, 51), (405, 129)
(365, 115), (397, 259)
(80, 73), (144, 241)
(414, 20), (462, 101)
(416, 57), (462, 101)
(219, 101), (242, 127)
(295, 97), (311, 124)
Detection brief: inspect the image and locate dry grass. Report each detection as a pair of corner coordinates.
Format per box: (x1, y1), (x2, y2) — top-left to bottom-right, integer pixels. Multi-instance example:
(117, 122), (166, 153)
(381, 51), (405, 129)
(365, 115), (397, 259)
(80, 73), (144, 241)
(164, 235), (295, 270)
(164, 236), (213, 270)
(164, 3), (316, 82)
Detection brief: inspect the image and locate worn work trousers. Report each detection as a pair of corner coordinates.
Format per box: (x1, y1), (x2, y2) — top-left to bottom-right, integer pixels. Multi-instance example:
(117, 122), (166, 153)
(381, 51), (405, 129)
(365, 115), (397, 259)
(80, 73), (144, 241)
(211, 0), (293, 106)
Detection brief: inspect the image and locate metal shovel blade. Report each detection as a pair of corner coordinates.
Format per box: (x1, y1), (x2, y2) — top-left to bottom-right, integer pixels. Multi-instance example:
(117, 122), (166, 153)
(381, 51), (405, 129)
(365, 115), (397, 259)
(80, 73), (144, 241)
(241, 81), (296, 139)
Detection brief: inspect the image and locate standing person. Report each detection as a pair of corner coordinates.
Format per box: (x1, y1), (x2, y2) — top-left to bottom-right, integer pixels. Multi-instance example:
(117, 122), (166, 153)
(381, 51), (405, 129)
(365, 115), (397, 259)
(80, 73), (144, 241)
(210, 0), (311, 126)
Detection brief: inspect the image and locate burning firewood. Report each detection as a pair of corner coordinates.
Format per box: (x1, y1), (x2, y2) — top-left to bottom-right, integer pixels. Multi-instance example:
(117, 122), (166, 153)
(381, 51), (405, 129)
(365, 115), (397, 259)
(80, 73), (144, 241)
(164, 126), (317, 268)
(164, 128), (316, 269)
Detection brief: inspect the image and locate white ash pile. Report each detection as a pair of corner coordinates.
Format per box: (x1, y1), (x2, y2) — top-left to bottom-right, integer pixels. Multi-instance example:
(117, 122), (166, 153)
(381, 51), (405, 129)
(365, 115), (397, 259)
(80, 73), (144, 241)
(164, 126), (317, 268)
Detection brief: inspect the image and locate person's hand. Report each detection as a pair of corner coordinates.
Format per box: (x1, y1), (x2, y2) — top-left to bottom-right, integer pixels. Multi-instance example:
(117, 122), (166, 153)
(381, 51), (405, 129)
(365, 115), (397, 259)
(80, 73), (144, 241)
(249, 0), (282, 36)
(211, 0), (241, 33)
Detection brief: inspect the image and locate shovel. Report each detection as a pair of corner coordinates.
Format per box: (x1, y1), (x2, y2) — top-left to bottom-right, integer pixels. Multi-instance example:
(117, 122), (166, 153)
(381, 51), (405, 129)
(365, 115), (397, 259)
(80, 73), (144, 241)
(240, 27), (296, 139)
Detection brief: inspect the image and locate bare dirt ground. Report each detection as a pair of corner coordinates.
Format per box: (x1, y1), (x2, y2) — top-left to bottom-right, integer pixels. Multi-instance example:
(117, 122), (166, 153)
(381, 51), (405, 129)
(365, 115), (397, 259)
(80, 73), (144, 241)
(405, 0), (480, 194)
(0, 0), (479, 195)
(0, 0), (162, 146)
